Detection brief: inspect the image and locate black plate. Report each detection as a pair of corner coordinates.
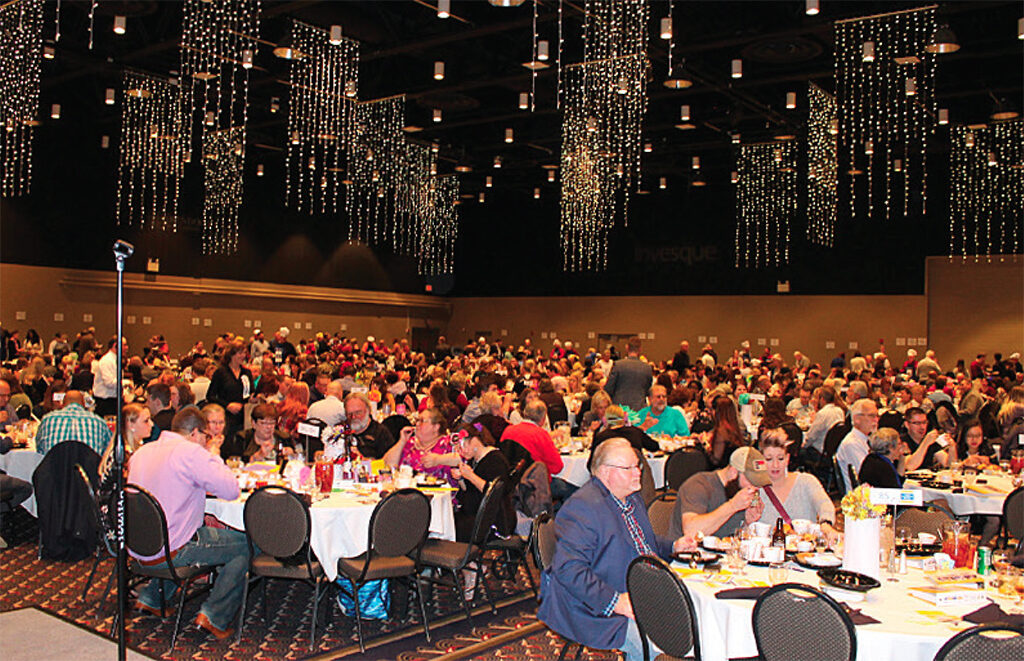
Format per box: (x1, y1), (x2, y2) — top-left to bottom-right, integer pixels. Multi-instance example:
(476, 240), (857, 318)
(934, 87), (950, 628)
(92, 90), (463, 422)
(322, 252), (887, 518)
(919, 480), (951, 490)
(817, 568), (881, 592)
(672, 550), (720, 565)
(896, 542), (942, 556)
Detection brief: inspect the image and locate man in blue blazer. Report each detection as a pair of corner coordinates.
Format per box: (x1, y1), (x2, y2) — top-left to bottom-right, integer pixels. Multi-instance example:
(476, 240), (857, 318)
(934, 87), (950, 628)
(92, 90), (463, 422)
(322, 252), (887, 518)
(538, 438), (697, 660)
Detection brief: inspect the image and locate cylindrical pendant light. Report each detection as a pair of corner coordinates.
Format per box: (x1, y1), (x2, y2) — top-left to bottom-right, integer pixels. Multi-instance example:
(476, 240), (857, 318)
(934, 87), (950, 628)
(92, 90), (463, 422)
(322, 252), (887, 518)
(731, 171), (739, 184)
(692, 156), (700, 170)
(806, 0), (819, 16)
(537, 40), (549, 61)
(105, 88), (115, 105)
(680, 104), (690, 121)
(241, 49), (253, 69)
(438, 0), (450, 19)
(547, 169), (556, 182)
(731, 59), (742, 78)
(330, 25), (343, 45)
(518, 92), (529, 110)
(257, 164), (265, 176)
(113, 15), (126, 35)
(433, 108), (442, 123)
(862, 41), (875, 62)
(478, 192), (485, 203)
(660, 17), (672, 40)
(643, 142), (652, 153)
(493, 155), (502, 168)
(533, 187), (541, 199)
(504, 128), (514, 143)
(785, 92), (796, 109)
(905, 77), (917, 96)
(434, 61), (445, 80)
(50, 103), (61, 119)
(659, 177), (667, 189)
(937, 108), (949, 125)
(485, 176), (493, 188)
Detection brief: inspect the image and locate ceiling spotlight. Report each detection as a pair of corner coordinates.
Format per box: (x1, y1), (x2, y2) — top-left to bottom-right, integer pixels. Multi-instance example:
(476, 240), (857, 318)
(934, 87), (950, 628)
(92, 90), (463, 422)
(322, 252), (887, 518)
(485, 176), (493, 188)
(101, 135), (110, 149)
(43, 44), (55, 59)
(905, 77), (917, 96)
(50, 103), (61, 119)
(505, 128), (514, 143)
(478, 192), (485, 203)
(438, 0), (450, 19)
(104, 88), (115, 105)
(731, 59), (742, 79)
(538, 40), (550, 61)
(805, 0), (819, 16)
(434, 61), (445, 80)
(731, 170), (739, 184)
(113, 15), (126, 35)
(270, 97), (280, 113)
(433, 108), (442, 123)
(659, 177), (667, 189)
(691, 173), (706, 187)
(785, 92), (796, 109)
(643, 142), (652, 153)
(991, 97), (1020, 121)
(493, 155), (502, 168)
(925, 24), (960, 54)
(257, 163), (264, 176)
(547, 170), (555, 182)
(241, 49), (253, 69)
(663, 76), (693, 89)
(273, 33), (304, 60)
(1019, 17), (1023, 40)
(329, 25), (343, 45)
(533, 187), (540, 199)
(518, 92), (529, 109)
(938, 108), (949, 125)
(680, 104), (690, 121)
(731, 132), (741, 145)
(862, 41), (875, 62)
(692, 156), (700, 170)
(660, 17), (672, 40)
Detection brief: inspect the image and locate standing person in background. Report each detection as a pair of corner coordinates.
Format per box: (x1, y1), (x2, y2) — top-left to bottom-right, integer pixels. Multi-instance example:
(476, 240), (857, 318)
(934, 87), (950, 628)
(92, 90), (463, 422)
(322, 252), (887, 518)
(604, 337), (653, 411)
(92, 337), (126, 417)
(205, 340), (253, 449)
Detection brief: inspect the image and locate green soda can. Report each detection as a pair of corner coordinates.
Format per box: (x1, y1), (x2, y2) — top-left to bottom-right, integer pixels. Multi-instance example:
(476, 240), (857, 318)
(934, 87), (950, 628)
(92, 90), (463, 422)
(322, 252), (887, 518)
(976, 545), (991, 576)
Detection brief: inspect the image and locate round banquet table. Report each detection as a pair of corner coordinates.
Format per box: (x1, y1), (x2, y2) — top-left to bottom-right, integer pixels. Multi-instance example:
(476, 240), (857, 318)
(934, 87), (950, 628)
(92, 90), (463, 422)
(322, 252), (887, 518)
(554, 452), (667, 489)
(904, 471), (1014, 516)
(677, 561), (1019, 661)
(0, 446), (43, 517)
(204, 487), (456, 581)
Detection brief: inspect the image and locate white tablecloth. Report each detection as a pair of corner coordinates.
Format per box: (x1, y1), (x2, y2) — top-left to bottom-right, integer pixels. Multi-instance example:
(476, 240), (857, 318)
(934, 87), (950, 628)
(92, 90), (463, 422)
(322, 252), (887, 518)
(0, 448), (43, 517)
(205, 488), (456, 581)
(680, 563), (1015, 661)
(904, 473), (1013, 516)
(554, 452), (667, 489)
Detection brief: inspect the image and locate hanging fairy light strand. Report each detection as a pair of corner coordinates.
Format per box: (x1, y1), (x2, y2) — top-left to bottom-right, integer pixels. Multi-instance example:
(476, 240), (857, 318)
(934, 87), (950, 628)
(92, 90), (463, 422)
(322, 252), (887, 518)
(559, 0), (650, 272)
(393, 141), (435, 256)
(948, 121), (1023, 260)
(835, 6), (938, 222)
(806, 81), (837, 248)
(345, 94), (406, 246)
(115, 70), (185, 232)
(180, 0), (261, 254)
(53, 0), (60, 42)
(416, 175), (460, 275)
(1, 0), (43, 198)
(735, 142), (797, 269)
(283, 19), (359, 215)
(87, 0), (96, 49)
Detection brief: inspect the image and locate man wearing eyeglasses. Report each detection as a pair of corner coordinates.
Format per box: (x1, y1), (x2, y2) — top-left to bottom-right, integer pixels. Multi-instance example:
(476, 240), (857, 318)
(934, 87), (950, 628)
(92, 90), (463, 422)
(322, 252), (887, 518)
(127, 406), (247, 640)
(538, 438), (697, 661)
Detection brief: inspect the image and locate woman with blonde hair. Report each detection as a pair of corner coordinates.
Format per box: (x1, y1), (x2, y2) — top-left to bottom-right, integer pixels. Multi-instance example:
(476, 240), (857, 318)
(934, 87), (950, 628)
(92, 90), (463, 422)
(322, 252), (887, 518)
(99, 403), (153, 483)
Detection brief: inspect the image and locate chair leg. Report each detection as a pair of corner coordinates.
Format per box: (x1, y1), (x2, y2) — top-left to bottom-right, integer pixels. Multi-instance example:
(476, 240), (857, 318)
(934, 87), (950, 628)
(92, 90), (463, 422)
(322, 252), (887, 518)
(557, 640), (573, 661)
(453, 568), (473, 624)
(308, 579), (320, 650)
(99, 560), (116, 606)
(261, 577), (269, 623)
(413, 574), (431, 642)
(168, 579), (190, 654)
(80, 552), (102, 601)
(477, 562), (497, 615)
(519, 552), (537, 598)
(352, 581), (365, 654)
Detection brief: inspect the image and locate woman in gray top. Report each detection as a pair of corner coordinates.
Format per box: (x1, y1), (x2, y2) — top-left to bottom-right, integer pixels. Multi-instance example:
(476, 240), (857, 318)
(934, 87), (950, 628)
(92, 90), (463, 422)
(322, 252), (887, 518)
(757, 428), (839, 544)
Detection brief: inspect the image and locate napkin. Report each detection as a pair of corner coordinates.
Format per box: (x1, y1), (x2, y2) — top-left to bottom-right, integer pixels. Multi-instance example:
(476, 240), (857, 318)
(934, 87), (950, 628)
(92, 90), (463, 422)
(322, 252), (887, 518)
(840, 603), (881, 625)
(963, 603), (1024, 627)
(715, 587), (769, 600)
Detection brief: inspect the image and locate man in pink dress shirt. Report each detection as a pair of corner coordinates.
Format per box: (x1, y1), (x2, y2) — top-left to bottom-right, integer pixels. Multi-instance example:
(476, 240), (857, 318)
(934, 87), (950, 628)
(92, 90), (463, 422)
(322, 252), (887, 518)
(127, 406), (246, 639)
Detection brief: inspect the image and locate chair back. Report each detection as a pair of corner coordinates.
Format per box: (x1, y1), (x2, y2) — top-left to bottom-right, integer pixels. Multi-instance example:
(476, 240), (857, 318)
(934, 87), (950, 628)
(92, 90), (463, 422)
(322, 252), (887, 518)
(832, 457), (848, 497)
(894, 503), (954, 538)
(368, 488), (430, 558)
(639, 453), (657, 507)
(124, 484), (176, 569)
(515, 461), (552, 517)
(469, 478), (507, 547)
(1004, 487), (1024, 541)
(531, 512), (557, 572)
(847, 464), (859, 489)
(933, 624), (1024, 661)
(664, 449), (709, 492)
(627, 555), (701, 661)
(75, 465), (116, 556)
(243, 485), (311, 559)
(878, 411), (903, 431)
(296, 418), (327, 458)
(381, 414), (411, 442)
(822, 423), (851, 459)
(752, 583), (856, 661)
(647, 496), (677, 537)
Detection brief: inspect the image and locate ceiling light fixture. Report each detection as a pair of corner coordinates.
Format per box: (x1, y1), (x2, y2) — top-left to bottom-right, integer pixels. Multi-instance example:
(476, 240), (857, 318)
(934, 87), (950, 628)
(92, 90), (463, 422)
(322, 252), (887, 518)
(786, 92), (796, 109)
(493, 155), (502, 168)
(505, 128), (514, 143)
(537, 40), (549, 61)
(518, 92), (529, 109)
(663, 76), (693, 89)
(643, 142), (652, 153)
(485, 175), (493, 187)
(433, 108), (442, 122)
(105, 88), (115, 105)
(937, 108), (949, 125)
(43, 44), (54, 59)
(434, 61), (444, 80)
(990, 97), (1019, 121)
(659, 176), (667, 189)
(113, 15), (126, 35)
(329, 25), (342, 45)
(257, 163), (264, 176)
(533, 187), (540, 199)
(437, 0), (450, 19)
(692, 156), (700, 169)
(241, 49), (253, 69)
(806, 0), (819, 16)
(680, 104), (690, 121)
(925, 24), (960, 54)
(660, 17), (672, 40)
(50, 103), (60, 119)
(731, 58), (742, 78)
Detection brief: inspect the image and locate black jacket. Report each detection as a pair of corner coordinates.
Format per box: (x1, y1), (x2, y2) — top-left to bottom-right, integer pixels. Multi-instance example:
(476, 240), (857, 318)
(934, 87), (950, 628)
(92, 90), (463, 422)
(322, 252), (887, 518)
(32, 441), (101, 561)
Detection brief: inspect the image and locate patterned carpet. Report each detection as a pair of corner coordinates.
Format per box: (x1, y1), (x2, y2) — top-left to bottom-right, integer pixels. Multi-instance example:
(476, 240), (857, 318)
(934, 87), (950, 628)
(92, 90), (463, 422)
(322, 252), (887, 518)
(0, 507), (566, 661)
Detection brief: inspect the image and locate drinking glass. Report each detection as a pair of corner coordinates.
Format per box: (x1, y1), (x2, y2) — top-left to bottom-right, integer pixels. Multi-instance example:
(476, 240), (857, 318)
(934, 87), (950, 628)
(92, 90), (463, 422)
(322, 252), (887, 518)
(315, 461), (334, 494)
(896, 527), (911, 546)
(768, 562), (788, 585)
(727, 541), (747, 576)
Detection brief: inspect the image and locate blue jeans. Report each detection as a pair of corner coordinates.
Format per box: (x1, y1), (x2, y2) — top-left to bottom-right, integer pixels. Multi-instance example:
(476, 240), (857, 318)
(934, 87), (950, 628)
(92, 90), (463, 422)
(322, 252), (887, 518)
(137, 526), (250, 630)
(620, 618), (663, 661)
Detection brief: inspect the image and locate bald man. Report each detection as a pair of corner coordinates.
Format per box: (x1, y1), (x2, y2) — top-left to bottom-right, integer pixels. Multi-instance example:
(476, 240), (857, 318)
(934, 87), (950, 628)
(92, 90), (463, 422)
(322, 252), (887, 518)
(34, 390), (112, 456)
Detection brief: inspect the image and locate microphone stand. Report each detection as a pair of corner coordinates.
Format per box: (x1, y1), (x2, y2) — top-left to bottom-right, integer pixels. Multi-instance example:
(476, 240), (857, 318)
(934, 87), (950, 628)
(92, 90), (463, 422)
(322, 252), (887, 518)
(112, 240), (134, 661)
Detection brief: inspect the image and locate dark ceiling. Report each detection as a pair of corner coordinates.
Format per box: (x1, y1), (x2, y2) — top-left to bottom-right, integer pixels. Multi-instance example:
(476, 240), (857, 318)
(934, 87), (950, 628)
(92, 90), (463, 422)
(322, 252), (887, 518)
(2, 0), (1022, 297)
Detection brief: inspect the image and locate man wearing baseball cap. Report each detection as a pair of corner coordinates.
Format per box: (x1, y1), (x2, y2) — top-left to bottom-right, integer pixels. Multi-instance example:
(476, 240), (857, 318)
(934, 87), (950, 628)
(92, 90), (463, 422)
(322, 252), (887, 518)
(668, 446), (770, 539)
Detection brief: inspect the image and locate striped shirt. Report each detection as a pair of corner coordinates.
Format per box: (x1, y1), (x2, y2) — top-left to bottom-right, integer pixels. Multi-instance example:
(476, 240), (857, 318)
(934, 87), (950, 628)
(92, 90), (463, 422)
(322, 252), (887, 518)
(35, 403), (113, 456)
(603, 491), (654, 617)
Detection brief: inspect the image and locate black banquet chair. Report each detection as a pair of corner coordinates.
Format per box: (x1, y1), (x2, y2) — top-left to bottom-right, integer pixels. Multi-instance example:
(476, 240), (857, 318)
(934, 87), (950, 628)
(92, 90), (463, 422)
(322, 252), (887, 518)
(626, 555), (702, 661)
(76, 465), (117, 604)
(933, 624), (1024, 661)
(334, 487), (432, 653)
(647, 495), (677, 538)
(239, 485), (328, 648)
(752, 583), (856, 661)
(663, 449), (709, 493)
(124, 484), (217, 654)
(1002, 487), (1023, 552)
(894, 502), (956, 538)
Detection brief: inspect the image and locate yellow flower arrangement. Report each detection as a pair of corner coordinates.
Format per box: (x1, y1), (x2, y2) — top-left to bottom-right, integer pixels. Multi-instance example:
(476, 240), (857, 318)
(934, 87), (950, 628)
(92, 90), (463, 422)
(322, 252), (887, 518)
(840, 484), (886, 521)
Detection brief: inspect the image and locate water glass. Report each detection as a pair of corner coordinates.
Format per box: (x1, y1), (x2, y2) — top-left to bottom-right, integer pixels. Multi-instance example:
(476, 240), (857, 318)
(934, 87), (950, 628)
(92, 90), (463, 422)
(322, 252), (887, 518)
(768, 562), (788, 585)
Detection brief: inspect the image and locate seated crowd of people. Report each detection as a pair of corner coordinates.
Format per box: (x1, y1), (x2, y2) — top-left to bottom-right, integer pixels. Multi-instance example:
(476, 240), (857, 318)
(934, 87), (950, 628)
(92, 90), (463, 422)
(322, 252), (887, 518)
(1, 325), (1022, 650)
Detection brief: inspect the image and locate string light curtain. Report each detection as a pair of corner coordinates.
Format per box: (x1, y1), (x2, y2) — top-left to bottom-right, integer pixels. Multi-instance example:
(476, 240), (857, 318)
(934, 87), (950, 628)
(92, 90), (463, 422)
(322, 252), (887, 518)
(949, 121), (1023, 259)
(180, 0), (260, 253)
(806, 81), (837, 247)
(344, 95), (406, 245)
(559, 0), (649, 271)
(284, 19), (359, 214)
(201, 127), (245, 255)
(835, 7), (937, 222)
(417, 175), (460, 275)
(1, 0), (43, 198)
(115, 71), (185, 232)
(735, 143), (797, 268)
(394, 141), (435, 256)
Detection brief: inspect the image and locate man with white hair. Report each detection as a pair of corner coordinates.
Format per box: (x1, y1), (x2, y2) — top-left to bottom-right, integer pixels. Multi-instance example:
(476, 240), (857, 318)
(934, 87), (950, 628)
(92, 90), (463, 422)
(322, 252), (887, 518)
(307, 379), (346, 426)
(792, 350), (810, 371)
(837, 398), (879, 492)
(916, 350), (941, 381)
(538, 438), (697, 661)
(269, 327), (296, 365)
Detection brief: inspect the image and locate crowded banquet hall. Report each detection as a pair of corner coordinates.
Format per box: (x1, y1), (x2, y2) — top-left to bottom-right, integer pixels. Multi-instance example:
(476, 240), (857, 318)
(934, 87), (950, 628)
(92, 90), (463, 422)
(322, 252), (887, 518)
(2, 0), (1024, 659)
